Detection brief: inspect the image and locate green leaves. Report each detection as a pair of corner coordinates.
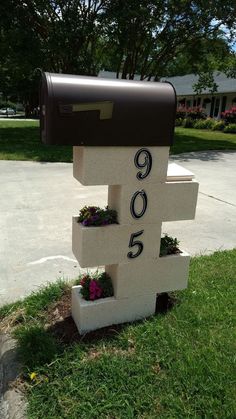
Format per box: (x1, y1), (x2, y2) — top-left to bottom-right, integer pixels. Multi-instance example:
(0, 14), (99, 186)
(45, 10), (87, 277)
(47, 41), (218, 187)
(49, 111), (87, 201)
(1, 0), (235, 106)
(79, 272), (114, 301)
(160, 234), (180, 257)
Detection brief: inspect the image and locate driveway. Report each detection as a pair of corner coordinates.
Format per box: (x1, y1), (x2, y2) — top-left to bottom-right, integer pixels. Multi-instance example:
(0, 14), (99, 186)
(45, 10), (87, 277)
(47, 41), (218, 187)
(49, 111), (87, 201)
(0, 150), (235, 306)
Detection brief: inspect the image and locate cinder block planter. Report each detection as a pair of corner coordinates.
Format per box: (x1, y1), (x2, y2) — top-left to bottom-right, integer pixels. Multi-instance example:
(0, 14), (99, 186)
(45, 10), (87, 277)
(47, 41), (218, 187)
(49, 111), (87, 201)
(72, 146), (198, 332)
(73, 146), (170, 186)
(106, 250), (190, 299)
(108, 181), (199, 225)
(72, 285), (157, 334)
(72, 217), (161, 268)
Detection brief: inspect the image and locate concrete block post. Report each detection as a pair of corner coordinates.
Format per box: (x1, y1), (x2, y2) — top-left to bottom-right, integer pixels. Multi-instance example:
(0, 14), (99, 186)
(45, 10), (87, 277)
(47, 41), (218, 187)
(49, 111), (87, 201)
(72, 146), (198, 334)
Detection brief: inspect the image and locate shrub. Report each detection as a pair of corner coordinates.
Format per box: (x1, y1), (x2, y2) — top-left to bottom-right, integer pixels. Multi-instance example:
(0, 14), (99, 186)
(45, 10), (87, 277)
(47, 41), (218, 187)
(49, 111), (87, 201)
(221, 107), (236, 124)
(212, 121), (225, 131)
(176, 106), (206, 121)
(175, 118), (183, 126)
(78, 205), (117, 226)
(80, 272), (114, 301)
(160, 234), (180, 257)
(193, 118), (216, 130)
(187, 106), (206, 120)
(182, 118), (194, 128)
(176, 107), (186, 119)
(223, 123), (236, 133)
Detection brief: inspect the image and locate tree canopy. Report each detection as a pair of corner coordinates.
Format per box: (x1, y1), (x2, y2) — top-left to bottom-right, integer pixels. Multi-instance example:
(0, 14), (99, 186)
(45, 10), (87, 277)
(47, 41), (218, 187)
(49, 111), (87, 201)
(0, 0), (235, 108)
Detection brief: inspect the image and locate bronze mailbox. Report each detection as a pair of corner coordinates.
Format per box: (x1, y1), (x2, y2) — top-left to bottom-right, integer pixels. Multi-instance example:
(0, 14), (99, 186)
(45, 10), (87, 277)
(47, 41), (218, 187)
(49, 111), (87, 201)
(40, 72), (176, 146)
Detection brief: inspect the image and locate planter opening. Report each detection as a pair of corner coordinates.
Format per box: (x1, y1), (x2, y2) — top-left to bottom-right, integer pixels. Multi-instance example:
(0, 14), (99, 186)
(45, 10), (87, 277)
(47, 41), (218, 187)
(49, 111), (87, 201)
(160, 234), (181, 257)
(77, 205), (118, 227)
(79, 272), (114, 301)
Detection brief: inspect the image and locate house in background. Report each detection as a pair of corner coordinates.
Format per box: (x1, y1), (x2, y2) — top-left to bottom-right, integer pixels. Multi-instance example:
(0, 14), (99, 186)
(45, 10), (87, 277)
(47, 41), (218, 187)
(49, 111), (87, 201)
(163, 72), (236, 119)
(99, 70), (236, 120)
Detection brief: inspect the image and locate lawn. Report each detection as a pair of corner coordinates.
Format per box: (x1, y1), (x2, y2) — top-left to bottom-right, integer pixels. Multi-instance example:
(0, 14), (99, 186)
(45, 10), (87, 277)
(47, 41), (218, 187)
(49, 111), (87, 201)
(173, 127), (236, 154)
(0, 121), (72, 162)
(1, 249), (236, 418)
(0, 120), (235, 162)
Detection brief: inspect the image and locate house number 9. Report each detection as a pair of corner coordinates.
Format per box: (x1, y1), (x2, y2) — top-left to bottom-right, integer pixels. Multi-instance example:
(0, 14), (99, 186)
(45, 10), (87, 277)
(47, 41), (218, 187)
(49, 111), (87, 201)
(134, 148), (152, 180)
(127, 148), (152, 259)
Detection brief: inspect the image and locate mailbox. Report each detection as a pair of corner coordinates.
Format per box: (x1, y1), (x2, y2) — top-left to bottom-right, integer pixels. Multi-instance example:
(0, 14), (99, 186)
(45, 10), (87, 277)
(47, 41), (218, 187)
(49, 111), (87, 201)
(39, 71), (199, 334)
(40, 72), (176, 146)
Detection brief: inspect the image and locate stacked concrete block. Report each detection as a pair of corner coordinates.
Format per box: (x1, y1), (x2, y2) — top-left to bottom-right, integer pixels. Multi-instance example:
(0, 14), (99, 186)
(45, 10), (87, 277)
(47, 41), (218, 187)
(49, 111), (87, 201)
(72, 146), (198, 334)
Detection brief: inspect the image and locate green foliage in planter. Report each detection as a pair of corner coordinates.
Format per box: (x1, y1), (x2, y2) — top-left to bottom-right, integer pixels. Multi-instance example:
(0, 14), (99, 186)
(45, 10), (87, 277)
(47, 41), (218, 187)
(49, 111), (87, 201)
(193, 118), (216, 130)
(78, 205), (118, 226)
(79, 272), (114, 301)
(223, 123), (236, 133)
(160, 234), (180, 257)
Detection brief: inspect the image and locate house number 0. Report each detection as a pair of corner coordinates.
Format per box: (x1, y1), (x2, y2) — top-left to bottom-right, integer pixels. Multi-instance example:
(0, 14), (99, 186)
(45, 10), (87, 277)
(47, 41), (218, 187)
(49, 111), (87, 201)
(127, 148), (152, 259)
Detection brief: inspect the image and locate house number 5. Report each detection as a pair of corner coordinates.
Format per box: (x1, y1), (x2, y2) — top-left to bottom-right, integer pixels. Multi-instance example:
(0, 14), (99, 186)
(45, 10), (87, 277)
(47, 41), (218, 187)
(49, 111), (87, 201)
(127, 148), (152, 259)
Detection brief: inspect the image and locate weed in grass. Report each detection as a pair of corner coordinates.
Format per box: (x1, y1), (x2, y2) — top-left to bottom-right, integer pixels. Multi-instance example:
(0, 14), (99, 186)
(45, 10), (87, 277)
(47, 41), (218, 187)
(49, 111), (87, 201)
(0, 301), (22, 323)
(0, 307), (26, 333)
(14, 325), (61, 371)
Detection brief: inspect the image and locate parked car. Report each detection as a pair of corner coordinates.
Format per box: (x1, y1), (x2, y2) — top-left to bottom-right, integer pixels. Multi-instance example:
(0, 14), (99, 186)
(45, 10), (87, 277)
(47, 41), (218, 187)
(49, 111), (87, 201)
(0, 108), (16, 115)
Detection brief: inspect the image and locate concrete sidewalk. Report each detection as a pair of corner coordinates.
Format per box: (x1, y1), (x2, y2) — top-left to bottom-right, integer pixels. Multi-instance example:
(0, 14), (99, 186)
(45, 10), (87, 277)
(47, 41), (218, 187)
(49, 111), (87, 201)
(0, 150), (235, 306)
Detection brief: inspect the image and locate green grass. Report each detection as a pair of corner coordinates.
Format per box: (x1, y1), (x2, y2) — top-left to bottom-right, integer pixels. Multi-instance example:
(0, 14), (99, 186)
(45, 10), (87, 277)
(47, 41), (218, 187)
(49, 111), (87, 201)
(172, 127), (236, 154)
(0, 121), (72, 162)
(1, 250), (236, 418)
(15, 325), (62, 371)
(0, 280), (68, 321)
(0, 121), (235, 162)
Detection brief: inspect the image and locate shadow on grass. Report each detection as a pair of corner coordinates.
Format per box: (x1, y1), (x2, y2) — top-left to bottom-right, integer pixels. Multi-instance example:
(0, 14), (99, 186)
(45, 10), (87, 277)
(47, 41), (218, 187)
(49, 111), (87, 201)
(13, 289), (178, 372)
(0, 125), (72, 162)
(48, 292), (177, 344)
(14, 325), (62, 371)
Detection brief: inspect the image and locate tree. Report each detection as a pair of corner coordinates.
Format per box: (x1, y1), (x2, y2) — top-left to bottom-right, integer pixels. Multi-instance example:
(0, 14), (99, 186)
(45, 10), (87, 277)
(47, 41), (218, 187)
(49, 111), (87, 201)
(0, 0), (235, 109)
(0, 0), (109, 110)
(104, 0), (236, 80)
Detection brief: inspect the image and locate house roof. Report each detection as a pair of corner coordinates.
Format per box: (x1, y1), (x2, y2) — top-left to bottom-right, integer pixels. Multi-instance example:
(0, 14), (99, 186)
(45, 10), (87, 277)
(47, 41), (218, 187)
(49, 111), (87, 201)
(161, 72), (236, 96)
(99, 70), (236, 96)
